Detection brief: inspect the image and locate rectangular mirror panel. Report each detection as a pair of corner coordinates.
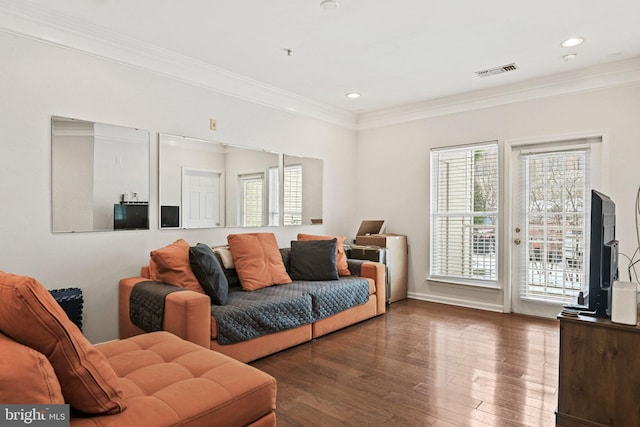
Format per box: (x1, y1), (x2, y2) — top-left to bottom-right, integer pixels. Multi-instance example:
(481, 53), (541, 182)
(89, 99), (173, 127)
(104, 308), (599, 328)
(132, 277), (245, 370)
(52, 116), (150, 232)
(159, 134), (279, 228)
(159, 134), (226, 228)
(284, 154), (323, 226)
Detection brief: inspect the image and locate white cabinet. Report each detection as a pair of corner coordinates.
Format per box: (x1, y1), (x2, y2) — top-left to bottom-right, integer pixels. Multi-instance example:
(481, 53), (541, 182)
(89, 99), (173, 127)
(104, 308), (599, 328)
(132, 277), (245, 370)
(351, 234), (408, 303)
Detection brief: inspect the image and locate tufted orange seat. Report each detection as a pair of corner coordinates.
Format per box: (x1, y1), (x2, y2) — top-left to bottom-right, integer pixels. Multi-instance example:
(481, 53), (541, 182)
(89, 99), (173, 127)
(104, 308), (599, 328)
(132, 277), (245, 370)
(72, 331), (277, 427)
(0, 271), (276, 427)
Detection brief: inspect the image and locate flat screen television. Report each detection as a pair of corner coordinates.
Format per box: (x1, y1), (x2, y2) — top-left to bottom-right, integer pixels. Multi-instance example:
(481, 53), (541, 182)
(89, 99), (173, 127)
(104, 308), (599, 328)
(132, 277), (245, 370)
(160, 205), (180, 228)
(114, 203), (149, 230)
(587, 190), (619, 317)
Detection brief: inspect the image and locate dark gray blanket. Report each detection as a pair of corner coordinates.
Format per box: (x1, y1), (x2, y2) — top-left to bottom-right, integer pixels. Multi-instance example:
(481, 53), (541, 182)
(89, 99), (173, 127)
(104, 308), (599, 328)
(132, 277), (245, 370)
(212, 277), (370, 345)
(346, 259), (366, 276)
(130, 281), (185, 332)
(288, 278), (371, 319)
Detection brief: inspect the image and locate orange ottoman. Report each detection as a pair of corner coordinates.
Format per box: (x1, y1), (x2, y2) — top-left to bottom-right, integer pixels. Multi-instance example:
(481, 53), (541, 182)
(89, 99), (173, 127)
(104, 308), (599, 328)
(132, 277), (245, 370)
(78, 331), (277, 427)
(0, 270), (276, 427)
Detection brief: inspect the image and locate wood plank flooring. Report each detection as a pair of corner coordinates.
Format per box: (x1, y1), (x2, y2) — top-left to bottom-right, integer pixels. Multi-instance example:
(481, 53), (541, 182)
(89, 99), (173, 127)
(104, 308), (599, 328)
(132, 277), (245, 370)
(251, 299), (560, 427)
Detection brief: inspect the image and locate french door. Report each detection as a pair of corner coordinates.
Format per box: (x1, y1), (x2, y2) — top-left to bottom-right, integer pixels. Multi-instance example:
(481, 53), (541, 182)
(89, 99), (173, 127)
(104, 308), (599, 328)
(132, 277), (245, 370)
(509, 138), (600, 317)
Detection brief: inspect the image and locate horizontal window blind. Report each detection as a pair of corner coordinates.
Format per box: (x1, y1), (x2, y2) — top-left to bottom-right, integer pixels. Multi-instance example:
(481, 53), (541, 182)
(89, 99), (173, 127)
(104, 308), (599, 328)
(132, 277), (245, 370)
(430, 143), (498, 283)
(520, 149), (588, 302)
(284, 164), (302, 225)
(240, 173), (264, 227)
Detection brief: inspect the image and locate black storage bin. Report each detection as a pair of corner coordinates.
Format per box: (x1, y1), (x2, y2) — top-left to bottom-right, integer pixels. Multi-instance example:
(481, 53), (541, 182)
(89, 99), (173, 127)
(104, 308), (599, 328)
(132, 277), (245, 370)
(49, 287), (83, 332)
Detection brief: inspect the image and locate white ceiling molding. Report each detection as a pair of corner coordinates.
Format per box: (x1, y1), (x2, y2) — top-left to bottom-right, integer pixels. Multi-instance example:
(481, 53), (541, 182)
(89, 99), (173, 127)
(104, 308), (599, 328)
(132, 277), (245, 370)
(0, 1), (357, 129)
(357, 57), (640, 130)
(1, 1), (640, 131)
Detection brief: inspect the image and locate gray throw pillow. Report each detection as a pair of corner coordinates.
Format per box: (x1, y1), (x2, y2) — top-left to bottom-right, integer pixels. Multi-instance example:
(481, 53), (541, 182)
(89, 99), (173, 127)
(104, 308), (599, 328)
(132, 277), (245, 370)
(289, 239), (339, 281)
(189, 243), (229, 305)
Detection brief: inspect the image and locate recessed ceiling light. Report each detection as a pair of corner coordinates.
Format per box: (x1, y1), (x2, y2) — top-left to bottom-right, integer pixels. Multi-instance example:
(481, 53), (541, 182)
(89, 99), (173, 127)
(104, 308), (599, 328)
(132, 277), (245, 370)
(563, 53), (578, 61)
(320, 0), (338, 9)
(346, 92), (361, 99)
(561, 37), (584, 48)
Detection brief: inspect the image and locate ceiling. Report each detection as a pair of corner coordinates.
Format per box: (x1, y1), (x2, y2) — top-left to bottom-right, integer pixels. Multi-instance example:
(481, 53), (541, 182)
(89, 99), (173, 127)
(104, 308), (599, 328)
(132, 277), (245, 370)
(2, 0), (640, 125)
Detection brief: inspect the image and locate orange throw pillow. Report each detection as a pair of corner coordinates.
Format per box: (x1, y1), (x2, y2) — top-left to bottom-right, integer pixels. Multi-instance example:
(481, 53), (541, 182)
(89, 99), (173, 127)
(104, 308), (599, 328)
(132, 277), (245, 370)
(297, 233), (351, 276)
(0, 332), (65, 404)
(0, 271), (126, 414)
(227, 233), (292, 291)
(149, 239), (204, 294)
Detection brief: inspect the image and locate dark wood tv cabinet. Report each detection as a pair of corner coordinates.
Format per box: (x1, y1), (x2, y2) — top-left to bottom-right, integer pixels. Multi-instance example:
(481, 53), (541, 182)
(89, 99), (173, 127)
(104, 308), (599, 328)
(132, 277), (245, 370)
(557, 313), (640, 426)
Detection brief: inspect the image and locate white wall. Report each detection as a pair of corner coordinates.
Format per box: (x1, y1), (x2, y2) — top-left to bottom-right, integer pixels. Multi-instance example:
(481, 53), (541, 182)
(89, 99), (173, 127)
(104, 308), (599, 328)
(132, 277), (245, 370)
(0, 32), (358, 343)
(93, 125), (149, 230)
(51, 133), (94, 232)
(4, 30), (639, 342)
(356, 83), (640, 313)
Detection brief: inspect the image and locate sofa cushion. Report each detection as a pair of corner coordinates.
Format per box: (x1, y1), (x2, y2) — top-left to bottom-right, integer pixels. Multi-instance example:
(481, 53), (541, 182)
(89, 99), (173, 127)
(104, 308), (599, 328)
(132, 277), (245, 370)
(212, 245), (235, 269)
(297, 233), (351, 276)
(150, 239), (204, 294)
(289, 239), (339, 281)
(212, 246), (241, 288)
(0, 332), (64, 404)
(227, 233), (292, 291)
(0, 271), (126, 414)
(95, 331), (276, 426)
(189, 243), (229, 305)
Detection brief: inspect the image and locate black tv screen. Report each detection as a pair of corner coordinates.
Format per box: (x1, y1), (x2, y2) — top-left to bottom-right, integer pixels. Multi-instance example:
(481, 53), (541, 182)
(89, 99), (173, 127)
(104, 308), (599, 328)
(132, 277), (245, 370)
(114, 203), (149, 230)
(588, 190), (618, 317)
(161, 205), (180, 228)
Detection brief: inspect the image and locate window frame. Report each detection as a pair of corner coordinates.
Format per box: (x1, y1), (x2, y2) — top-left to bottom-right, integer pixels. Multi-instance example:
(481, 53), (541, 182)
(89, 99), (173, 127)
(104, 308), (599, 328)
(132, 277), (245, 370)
(238, 172), (265, 227)
(283, 163), (303, 226)
(429, 142), (500, 288)
(519, 146), (590, 303)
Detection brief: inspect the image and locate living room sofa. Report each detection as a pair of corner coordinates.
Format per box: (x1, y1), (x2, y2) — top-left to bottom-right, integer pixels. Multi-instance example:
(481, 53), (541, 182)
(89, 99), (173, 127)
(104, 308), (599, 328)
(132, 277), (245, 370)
(119, 234), (386, 363)
(0, 271), (277, 427)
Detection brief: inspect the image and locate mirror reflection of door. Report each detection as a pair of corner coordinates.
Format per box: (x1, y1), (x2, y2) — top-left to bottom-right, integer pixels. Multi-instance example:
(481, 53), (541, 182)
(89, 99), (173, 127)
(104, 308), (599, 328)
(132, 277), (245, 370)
(181, 168), (222, 228)
(158, 134), (324, 229)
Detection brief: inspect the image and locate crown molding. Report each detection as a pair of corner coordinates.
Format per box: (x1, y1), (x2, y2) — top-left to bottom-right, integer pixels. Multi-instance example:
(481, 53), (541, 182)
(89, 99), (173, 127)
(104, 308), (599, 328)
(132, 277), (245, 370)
(357, 56), (640, 130)
(2, 1), (640, 132)
(0, 1), (357, 129)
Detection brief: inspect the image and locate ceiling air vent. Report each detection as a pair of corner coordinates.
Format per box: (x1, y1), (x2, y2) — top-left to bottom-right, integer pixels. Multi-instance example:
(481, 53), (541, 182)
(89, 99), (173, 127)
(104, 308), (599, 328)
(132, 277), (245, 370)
(475, 63), (518, 78)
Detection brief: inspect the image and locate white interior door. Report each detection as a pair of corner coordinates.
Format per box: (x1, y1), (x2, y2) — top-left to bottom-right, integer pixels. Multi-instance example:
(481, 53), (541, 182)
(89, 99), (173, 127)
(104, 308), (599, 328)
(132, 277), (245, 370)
(182, 168), (222, 228)
(509, 139), (599, 317)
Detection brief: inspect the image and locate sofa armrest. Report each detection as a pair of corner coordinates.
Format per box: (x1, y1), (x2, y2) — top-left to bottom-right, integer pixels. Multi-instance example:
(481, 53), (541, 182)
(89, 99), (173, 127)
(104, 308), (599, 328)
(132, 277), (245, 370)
(119, 277), (211, 348)
(359, 262), (386, 315)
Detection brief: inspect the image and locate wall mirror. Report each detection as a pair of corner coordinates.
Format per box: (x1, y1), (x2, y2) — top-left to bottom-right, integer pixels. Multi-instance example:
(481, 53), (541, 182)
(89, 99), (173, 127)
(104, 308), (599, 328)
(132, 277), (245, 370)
(51, 116), (150, 233)
(283, 154), (323, 226)
(159, 134), (280, 228)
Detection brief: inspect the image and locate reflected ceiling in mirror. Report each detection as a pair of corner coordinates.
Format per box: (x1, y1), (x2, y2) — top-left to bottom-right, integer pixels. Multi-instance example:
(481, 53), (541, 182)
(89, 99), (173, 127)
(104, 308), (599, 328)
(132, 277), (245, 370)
(159, 134), (280, 228)
(51, 116), (150, 233)
(283, 154), (323, 226)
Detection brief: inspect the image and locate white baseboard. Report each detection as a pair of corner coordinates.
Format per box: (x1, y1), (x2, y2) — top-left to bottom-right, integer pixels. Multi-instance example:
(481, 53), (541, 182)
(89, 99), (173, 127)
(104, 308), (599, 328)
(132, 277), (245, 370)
(407, 292), (505, 313)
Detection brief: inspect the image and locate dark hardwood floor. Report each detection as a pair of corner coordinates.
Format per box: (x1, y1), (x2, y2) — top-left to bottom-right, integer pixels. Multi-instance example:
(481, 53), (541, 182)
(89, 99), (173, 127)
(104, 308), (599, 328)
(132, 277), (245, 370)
(251, 299), (560, 427)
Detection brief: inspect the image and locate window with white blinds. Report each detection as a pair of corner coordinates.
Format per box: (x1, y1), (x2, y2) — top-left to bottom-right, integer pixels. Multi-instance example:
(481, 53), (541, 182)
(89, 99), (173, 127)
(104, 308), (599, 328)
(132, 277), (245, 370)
(284, 164), (303, 225)
(430, 143), (499, 284)
(267, 164), (302, 226)
(240, 173), (264, 226)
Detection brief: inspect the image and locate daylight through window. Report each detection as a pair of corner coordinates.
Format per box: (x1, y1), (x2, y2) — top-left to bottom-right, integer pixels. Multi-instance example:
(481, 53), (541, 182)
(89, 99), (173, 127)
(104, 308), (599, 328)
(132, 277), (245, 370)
(430, 143), (499, 284)
(240, 173), (264, 226)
